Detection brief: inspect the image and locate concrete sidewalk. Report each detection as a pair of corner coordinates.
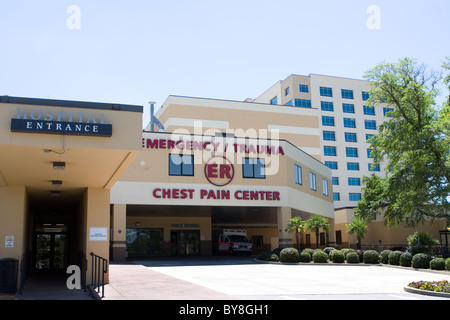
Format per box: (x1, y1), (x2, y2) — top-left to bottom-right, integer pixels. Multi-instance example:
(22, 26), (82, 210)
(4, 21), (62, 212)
(101, 257), (450, 300)
(102, 262), (240, 300)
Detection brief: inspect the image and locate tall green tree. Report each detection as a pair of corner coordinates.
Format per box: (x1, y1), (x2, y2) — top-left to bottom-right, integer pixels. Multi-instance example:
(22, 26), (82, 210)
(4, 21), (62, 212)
(306, 216), (330, 248)
(354, 57), (450, 228)
(346, 217), (368, 249)
(285, 216), (305, 251)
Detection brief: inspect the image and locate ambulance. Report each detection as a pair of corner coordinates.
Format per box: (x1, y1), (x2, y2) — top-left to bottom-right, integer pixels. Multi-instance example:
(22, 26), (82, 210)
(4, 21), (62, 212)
(218, 229), (252, 255)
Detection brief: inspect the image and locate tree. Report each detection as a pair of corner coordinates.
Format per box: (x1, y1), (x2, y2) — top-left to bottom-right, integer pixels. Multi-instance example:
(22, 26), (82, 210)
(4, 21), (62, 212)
(285, 216), (305, 251)
(354, 57), (450, 228)
(346, 217), (368, 249)
(306, 216), (330, 248)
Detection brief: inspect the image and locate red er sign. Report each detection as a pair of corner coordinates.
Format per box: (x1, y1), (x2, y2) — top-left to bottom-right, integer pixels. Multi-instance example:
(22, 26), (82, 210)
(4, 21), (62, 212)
(204, 156), (234, 187)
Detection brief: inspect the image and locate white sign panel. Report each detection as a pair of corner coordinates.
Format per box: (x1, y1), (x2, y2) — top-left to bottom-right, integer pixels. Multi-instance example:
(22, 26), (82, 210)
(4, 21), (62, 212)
(5, 236), (14, 248)
(89, 227), (108, 241)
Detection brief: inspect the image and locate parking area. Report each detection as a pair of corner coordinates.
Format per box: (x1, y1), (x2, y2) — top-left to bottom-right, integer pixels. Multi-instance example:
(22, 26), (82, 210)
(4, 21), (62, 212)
(103, 257), (450, 300)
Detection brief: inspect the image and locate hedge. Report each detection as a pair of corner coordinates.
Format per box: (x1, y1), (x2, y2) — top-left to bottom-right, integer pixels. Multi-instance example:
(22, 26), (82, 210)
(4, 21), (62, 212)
(279, 248), (300, 263)
(313, 250), (329, 263)
(363, 250), (380, 264)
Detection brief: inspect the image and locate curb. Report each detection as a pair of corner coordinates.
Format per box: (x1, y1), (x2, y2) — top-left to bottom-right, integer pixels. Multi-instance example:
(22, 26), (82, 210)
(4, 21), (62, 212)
(403, 286), (450, 298)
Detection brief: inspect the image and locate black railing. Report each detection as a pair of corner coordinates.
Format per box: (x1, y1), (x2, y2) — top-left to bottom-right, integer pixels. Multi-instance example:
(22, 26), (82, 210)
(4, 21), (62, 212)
(90, 252), (108, 298)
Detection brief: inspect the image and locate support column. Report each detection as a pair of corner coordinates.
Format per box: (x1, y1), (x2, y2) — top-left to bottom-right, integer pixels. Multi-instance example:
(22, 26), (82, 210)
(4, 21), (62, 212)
(277, 207), (293, 248)
(111, 204), (127, 262)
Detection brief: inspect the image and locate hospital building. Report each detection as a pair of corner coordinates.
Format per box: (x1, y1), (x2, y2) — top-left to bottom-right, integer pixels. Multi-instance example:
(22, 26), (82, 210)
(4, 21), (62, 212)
(0, 74), (446, 292)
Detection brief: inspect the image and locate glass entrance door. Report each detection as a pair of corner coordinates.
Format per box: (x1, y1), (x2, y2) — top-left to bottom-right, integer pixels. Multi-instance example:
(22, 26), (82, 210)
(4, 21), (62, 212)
(34, 224), (68, 272)
(171, 230), (200, 256)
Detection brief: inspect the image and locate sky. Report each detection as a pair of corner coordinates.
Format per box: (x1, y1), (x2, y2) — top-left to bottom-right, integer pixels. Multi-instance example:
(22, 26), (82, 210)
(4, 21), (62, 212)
(0, 0), (449, 127)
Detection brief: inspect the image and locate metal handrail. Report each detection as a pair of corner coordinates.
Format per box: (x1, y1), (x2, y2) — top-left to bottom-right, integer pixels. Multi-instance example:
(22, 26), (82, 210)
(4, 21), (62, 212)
(90, 252), (108, 298)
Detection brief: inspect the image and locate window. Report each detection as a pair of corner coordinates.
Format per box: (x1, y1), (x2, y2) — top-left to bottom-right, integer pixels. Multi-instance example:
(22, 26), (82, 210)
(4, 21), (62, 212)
(367, 148), (374, 158)
(342, 103), (355, 114)
(344, 132), (357, 143)
(363, 105), (375, 115)
(320, 87), (333, 97)
(369, 163), (380, 171)
(325, 161), (338, 170)
(332, 177), (339, 185)
(285, 99), (311, 108)
(323, 131), (336, 141)
(349, 193), (362, 201)
(322, 116), (335, 126)
(243, 158), (265, 179)
(126, 228), (164, 257)
(366, 134), (374, 142)
(347, 162), (360, 171)
(321, 101), (334, 112)
(324, 146), (337, 156)
(270, 96), (278, 105)
(310, 172), (316, 191)
(294, 164), (302, 185)
(383, 107), (394, 117)
(322, 179), (328, 196)
(362, 91), (370, 101)
(365, 120), (377, 130)
(343, 118), (356, 128)
(341, 89), (354, 99)
(285, 87), (290, 96)
(169, 154), (194, 176)
(348, 177), (361, 186)
(346, 147), (358, 158)
(299, 84), (309, 93)
(333, 193), (340, 201)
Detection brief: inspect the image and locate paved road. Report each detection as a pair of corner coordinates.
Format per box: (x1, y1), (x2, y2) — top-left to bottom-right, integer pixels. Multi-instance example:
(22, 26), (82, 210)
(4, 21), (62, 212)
(103, 256), (450, 300)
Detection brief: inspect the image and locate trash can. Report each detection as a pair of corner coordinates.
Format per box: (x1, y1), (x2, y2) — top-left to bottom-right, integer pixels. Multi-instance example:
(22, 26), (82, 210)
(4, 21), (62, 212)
(0, 258), (19, 294)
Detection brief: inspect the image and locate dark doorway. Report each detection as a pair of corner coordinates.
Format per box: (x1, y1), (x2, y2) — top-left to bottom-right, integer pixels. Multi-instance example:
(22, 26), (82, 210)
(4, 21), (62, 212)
(170, 230), (200, 256)
(32, 224), (69, 272)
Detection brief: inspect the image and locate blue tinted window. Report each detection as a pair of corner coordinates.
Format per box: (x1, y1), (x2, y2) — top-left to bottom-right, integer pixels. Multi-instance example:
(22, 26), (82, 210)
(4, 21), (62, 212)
(369, 163), (380, 171)
(294, 164), (302, 185)
(347, 162), (360, 171)
(348, 177), (361, 186)
(169, 154), (194, 176)
(299, 84), (309, 93)
(346, 147), (358, 158)
(322, 116), (335, 126)
(343, 118), (356, 128)
(332, 177), (339, 185)
(325, 161), (338, 170)
(323, 131), (336, 141)
(362, 91), (370, 101)
(320, 87), (333, 97)
(321, 101), (334, 112)
(344, 132), (357, 142)
(243, 158), (265, 179)
(324, 146), (337, 156)
(342, 103), (355, 113)
(341, 89), (354, 99)
(349, 193), (362, 201)
(270, 96), (278, 105)
(364, 120), (377, 130)
(363, 105), (375, 115)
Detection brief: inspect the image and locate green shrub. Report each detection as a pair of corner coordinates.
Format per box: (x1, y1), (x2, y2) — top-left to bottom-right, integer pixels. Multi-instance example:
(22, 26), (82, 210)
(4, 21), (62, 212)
(430, 258), (445, 270)
(407, 231), (439, 255)
(388, 251), (403, 265)
(446, 258), (450, 271)
(340, 248), (356, 257)
(279, 248), (300, 263)
(363, 250), (380, 264)
(302, 248), (314, 257)
(257, 251), (279, 262)
(330, 250), (345, 263)
(411, 253), (431, 269)
(400, 252), (412, 267)
(313, 250), (328, 263)
(356, 250), (364, 263)
(271, 247), (283, 256)
(346, 252), (360, 264)
(379, 250), (391, 264)
(323, 247), (336, 255)
(299, 251), (311, 262)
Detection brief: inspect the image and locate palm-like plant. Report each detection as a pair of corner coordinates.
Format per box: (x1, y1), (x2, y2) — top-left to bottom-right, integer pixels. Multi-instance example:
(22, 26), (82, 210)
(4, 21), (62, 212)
(306, 216), (330, 248)
(346, 217), (368, 249)
(286, 216), (305, 250)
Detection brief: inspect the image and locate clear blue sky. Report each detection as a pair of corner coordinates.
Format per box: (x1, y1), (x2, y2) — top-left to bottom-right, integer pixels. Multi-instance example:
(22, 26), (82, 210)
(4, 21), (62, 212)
(1, 0), (449, 127)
